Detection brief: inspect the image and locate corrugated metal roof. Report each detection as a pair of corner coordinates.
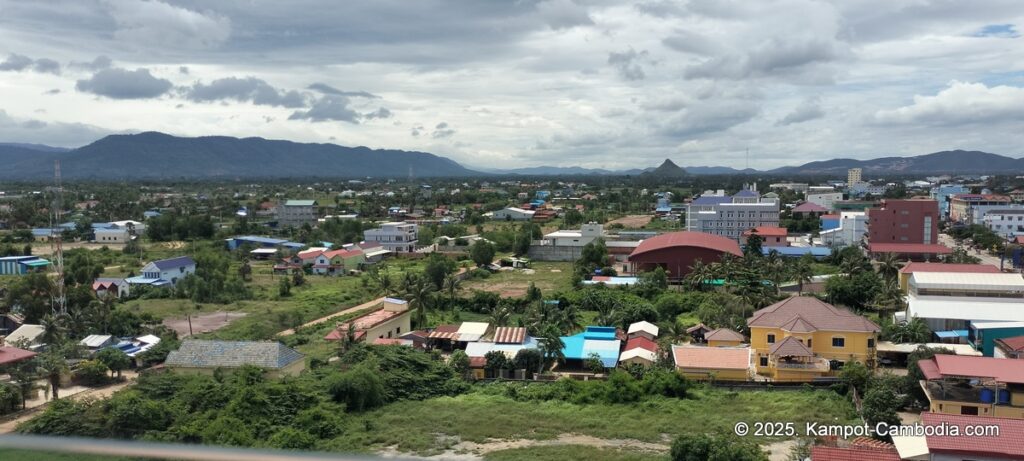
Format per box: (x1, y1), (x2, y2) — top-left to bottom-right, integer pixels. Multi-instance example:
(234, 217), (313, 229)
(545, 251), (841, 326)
(626, 321), (659, 337)
(898, 262), (1001, 274)
(630, 231), (743, 259)
(922, 413), (1024, 458)
(79, 335), (113, 348)
(284, 200), (317, 206)
(493, 327), (526, 344)
(910, 272), (1024, 291)
(149, 256), (196, 271)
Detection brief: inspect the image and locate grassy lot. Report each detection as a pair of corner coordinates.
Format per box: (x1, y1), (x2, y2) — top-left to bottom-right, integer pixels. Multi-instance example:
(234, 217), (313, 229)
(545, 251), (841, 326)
(462, 261), (575, 297)
(325, 387), (858, 455)
(811, 263), (841, 276)
(0, 449), (130, 460)
(484, 446), (657, 461)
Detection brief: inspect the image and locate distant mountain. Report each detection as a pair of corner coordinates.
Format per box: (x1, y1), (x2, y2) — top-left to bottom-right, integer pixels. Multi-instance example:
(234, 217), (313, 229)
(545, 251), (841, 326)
(0, 132), (480, 180)
(0, 142), (72, 153)
(481, 165), (621, 175)
(770, 150), (1024, 175)
(643, 159), (688, 178)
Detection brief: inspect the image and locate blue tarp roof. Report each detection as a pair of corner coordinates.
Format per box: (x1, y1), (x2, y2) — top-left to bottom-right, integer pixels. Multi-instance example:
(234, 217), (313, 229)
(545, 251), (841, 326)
(935, 330), (969, 338)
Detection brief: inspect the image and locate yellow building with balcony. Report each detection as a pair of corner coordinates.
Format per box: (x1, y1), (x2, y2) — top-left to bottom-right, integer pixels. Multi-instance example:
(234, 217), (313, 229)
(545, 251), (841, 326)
(749, 296), (880, 382)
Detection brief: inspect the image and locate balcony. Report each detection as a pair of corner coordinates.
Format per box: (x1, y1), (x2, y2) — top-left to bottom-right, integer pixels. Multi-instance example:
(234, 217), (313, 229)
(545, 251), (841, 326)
(774, 358), (830, 372)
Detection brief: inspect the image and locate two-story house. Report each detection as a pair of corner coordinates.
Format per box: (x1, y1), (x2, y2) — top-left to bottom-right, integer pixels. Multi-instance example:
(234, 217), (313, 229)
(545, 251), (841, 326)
(364, 222), (418, 253)
(311, 248), (365, 276)
(748, 296), (880, 382)
(136, 256), (196, 286)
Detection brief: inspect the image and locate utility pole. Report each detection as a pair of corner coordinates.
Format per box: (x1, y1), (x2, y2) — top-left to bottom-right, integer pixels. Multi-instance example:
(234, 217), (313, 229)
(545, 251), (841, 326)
(51, 160), (66, 316)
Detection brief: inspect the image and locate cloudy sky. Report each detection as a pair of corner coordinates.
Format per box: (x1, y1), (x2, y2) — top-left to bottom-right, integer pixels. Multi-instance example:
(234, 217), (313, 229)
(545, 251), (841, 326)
(1, 0), (1023, 170)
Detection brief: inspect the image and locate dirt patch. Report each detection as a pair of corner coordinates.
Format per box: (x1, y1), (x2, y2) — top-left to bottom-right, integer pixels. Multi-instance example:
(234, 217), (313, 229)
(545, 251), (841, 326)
(379, 433), (670, 460)
(476, 284), (528, 298)
(764, 439), (798, 461)
(607, 215), (653, 228)
(163, 311), (248, 337)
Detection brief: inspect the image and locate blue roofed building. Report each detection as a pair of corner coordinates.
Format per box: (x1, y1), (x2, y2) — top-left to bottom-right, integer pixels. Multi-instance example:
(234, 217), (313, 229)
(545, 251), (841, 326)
(761, 246), (832, 259)
(225, 235), (305, 252)
(0, 255), (51, 275)
(560, 326), (622, 369)
(127, 256), (195, 286)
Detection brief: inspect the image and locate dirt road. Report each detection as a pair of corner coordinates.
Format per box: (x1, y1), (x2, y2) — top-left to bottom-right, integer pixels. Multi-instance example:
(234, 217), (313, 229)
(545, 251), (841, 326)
(0, 371), (138, 434)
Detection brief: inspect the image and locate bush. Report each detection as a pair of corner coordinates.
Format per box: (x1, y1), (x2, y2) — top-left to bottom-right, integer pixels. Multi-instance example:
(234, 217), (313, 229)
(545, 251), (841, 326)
(670, 433), (767, 461)
(75, 360), (110, 386)
(327, 363), (386, 412)
(266, 427), (317, 450)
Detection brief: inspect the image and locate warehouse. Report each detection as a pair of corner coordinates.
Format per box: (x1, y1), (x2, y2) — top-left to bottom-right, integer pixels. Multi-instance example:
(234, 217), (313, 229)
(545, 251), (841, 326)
(627, 231), (742, 279)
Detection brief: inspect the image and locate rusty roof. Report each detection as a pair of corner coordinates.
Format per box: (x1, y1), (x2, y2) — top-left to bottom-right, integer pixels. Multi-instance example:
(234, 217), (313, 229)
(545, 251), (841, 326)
(492, 326), (527, 344)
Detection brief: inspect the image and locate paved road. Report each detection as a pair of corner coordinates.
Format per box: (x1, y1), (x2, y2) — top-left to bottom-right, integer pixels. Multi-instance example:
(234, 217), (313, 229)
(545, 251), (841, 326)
(939, 233), (1007, 269)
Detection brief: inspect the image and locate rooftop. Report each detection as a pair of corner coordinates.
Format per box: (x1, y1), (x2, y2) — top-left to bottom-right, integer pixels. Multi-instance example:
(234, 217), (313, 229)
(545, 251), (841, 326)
(284, 199), (317, 206)
(742, 226), (788, 237)
(792, 202), (829, 213)
(671, 345), (750, 370)
(770, 336), (814, 357)
(148, 256), (196, 271)
(996, 335), (1024, 353)
(921, 412), (1024, 458)
(623, 336), (658, 353)
(920, 354), (1024, 384)
(910, 272), (1024, 291)
(626, 321), (659, 337)
(0, 346), (37, 366)
(748, 296), (880, 333)
(899, 262), (1001, 275)
(705, 328), (745, 342)
(165, 340), (304, 370)
(629, 231), (743, 259)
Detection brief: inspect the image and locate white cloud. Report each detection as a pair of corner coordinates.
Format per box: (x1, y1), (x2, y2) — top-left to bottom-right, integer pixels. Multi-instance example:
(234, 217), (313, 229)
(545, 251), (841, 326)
(874, 81), (1024, 126)
(106, 0), (231, 50)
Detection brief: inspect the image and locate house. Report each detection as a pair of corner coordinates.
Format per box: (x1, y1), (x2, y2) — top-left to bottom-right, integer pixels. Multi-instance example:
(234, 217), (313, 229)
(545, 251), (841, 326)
(165, 340), (306, 378)
(892, 413), (1024, 460)
(917, 354), (1024, 419)
(619, 336), (658, 366)
(0, 255), (51, 275)
(94, 227), (130, 244)
(295, 247), (326, 265)
(560, 326), (622, 369)
(0, 345), (37, 368)
(532, 209), (557, 222)
(129, 256), (196, 286)
(806, 192), (843, 211)
(225, 236), (305, 252)
(705, 328), (745, 347)
(0, 313), (24, 336)
(79, 334), (117, 351)
(749, 296), (880, 382)
(92, 278), (130, 298)
(537, 222), (603, 247)
(312, 248), (365, 276)
(364, 222), (419, 253)
(277, 199), (318, 228)
(324, 298), (412, 343)
(492, 207), (535, 221)
(792, 201), (828, 218)
(626, 321), (659, 341)
(356, 241), (391, 263)
(995, 336), (1024, 359)
(901, 272), (1024, 341)
(4, 324), (45, 348)
(742, 226), (788, 247)
(464, 326), (539, 378)
(896, 262), (1000, 293)
(671, 345), (751, 381)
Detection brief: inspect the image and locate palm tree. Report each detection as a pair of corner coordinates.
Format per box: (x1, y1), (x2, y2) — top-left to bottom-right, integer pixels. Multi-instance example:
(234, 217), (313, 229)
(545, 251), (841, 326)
(558, 303), (582, 333)
(404, 275), (436, 328)
(489, 305), (511, 327)
(40, 314), (68, 346)
(840, 254), (867, 277)
(442, 274), (461, 311)
(792, 256), (815, 295)
(37, 351), (68, 401)
(538, 326), (566, 373)
(659, 320), (687, 342)
(876, 252), (902, 282)
(686, 260), (712, 291)
(595, 304), (619, 327)
(871, 279), (906, 318)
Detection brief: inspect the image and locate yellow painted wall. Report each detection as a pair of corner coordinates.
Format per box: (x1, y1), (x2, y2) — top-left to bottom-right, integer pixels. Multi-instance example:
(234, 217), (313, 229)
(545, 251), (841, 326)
(363, 311), (412, 342)
(750, 326), (876, 374)
(898, 272), (911, 292)
(772, 368), (826, 382)
(679, 367), (749, 381)
(708, 339), (743, 347)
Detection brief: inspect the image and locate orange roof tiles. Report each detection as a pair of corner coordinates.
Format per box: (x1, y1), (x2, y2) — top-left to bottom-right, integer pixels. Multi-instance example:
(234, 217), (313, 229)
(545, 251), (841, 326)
(492, 327), (527, 344)
(770, 336), (814, 357)
(810, 445), (899, 461)
(672, 345), (750, 370)
(922, 413), (1024, 458)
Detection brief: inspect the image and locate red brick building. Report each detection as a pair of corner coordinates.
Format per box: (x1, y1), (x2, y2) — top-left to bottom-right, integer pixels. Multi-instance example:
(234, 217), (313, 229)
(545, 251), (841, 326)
(867, 199), (940, 245)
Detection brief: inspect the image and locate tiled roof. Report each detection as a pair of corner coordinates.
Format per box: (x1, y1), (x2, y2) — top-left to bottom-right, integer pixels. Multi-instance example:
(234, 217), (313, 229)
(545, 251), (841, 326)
(770, 336), (814, 357)
(671, 345), (750, 370)
(867, 243), (951, 255)
(624, 336), (658, 353)
(630, 231), (743, 259)
(705, 328), (745, 342)
(493, 327), (527, 344)
(323, 248), (363, 260)
(0, 346), (37, 366)
(742, 226), (788, 237)
(922, 413), (1024, 458)
(898, 262), (1000, 274)
(749, 296), (880, 333)
(920, 354), (1024, 384)
(781, 316), (816, 333)
(996, 335), (1024, 352)
(150, 256), (196, 271)
(165, 340), (304, 370)
(793, 202), (829, 213)
(809, 445), (900, 461)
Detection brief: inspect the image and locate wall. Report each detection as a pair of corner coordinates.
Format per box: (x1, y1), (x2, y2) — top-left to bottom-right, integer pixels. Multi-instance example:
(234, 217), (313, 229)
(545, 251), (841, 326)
(364, 312), (412, 342)
(630, 246), (732, 278)
(750, 327), (876, 374)
(708, 339), (743, 347)
(528, 245), (585, 261)
(867, 199), (939, 245)
(678, 367), (749, 381)
(974, 326), (1024, 356)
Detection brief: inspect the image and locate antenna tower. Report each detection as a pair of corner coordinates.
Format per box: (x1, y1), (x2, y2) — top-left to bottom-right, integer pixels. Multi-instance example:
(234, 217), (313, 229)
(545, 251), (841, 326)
(51, 160), (66, 315)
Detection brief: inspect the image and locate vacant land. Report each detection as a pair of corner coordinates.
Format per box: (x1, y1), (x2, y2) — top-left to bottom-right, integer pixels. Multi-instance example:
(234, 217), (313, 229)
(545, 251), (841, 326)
(607, 215), (653, 228)
(462, 261), (574, 297)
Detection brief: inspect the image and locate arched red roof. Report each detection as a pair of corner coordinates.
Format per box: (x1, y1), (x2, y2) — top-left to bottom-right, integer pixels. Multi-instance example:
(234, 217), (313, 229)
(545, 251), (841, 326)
(629, 231), (742, 259)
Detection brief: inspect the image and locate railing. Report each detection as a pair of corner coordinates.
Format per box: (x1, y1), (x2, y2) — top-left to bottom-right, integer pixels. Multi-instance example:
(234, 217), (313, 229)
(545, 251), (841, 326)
(776, 360), (829, 371)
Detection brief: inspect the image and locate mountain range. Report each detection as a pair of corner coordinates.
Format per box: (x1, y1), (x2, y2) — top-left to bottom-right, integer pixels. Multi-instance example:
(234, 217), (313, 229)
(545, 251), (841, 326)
(0, 132), (1021, 180)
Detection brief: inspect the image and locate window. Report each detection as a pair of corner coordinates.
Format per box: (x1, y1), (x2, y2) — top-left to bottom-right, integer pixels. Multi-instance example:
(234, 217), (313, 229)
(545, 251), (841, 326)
(767, 334), (776, 344)
(832, 337), (845, 348)
(867, 338), (875, 348)
(960, 406), (979, 416)
(806, 339), (812, 348)
(759, 356), (768, 367)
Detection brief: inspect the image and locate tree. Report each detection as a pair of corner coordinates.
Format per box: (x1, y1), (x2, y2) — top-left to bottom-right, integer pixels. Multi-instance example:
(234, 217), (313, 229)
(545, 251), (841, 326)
(239, 260), (252, 281)
(862, 380), (903, 440)
(825, 270), (881, 311)
(839, 361), (871, 394)
(584, 352), (605, 373)
(945, 246), (981, 264)
(875, 252), (902, 282)
(871, 279), (906, 317)
(96, 348), (130, 379)
(424, 254), (457, 289)
(36, 351), (69, 401)
(791, 255), (815, 295)
(448, 350), (471, 380)
(404, 275), (436, 329)
(291, 269), (305, 287)
(278, 277), (292, 297)
(442, 274), (461, 310)
(469, 240), (496, 266)
(884, 317), (931, 343)
(74, 359), (110, 386)
(327, 363), (386, 412)
(744, 232), (763, 258)
(514, 349), (543, 379)
(483, 351), (508, 378)
(538, 325), (566, 373)
(670, 433), (767, 461)
(578, 238), (609, 273)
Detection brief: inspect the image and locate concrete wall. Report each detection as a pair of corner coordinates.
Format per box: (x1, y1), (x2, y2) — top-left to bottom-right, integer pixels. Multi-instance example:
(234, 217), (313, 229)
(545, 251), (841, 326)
(527, 245), (585, 261)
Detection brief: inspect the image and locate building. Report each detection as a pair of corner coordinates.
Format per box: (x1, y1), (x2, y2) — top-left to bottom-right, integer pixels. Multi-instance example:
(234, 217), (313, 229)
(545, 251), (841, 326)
(79, 334), (117, 351)
(4, 324), (44, 348)
(277, 199), (318, 228)
(130, 256), (196, 286)
(847, 168), (862, 186)
(364, 222), (419, 253)
(918, 354), (1024, 419)
(972, 322), (1024, 357)
(92, 278), (130, 298)
(891, 413), (1024, 460)
(626, 321), (659, 341)
(0, 255), (50, 275)
(983, 208), (1024, 239)
(791, 201), (828, 219)
(492, 207), (535, 221)
(806, 192), (843, 211)
(311, 248), (365, 276)
(671, 345), (751, 381)
(995, 336), (1024, 359)
(94, 227), (130, 244)
(819, 212), (867, 248)
(867, 199), (940, 245)
(539, 222), (603, 247)
(749, 296), (880, 382)
(627, 231), (743, 280)
(324, 298), (412, 343)
(949, 194), (1012, 224)
(0, 346), (37, 368)
(705, 328), (745, 347)
(225, 235), (305, 252)
(560, 326), (622, 369)
(930, 184), (969, 218)
(686, 188), (780, 241)
(619, 336), (658, 366)
(902, 272), (1024, 334)
(896, 262), (1001, 293)
(742, 226), (788, 247)
(165, 340), (306, 378)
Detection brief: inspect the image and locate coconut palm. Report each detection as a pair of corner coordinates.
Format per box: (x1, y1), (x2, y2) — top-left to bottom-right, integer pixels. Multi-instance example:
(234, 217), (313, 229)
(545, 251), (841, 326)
(558, 303), (582, 333)
(659, 320), (687, 342)
(686, 260), (713, 291)
(792, 255), (815, 295)
(404, 275), (436, 329)
(488, 305), (512, 327)
(871, 279), (907, 318)
(442, 274), (461, 310)
(875, 252), (903, 282)
(36, 351), (68, 401)
(538, 325), (566, 372)
(40, 313), (68, 346)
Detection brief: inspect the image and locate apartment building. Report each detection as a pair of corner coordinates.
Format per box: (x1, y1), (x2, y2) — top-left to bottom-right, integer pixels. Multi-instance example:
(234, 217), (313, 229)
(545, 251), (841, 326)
(685, 188), (780, 241)
(867, 199), (939, 245)
(949, 194), (1012, 225)
(364, 222), (419, 253)
(277, 199), (318, 228)
(984, 209), (1024, 238)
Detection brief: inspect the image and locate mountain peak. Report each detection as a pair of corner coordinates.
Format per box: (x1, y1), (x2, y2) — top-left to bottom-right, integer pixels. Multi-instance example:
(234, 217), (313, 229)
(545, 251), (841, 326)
(645, 158), (688, 177)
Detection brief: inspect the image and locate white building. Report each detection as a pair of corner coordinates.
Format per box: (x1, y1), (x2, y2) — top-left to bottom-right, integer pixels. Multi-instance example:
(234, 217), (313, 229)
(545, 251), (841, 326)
(819, 212), (867, 247)
(806, 192), (842, 211)
(540, 222), (603, 247)
(107, 220), (146, 234)
(492, 207), (535, 221)
(364, 222), (419, 253)
(686, 188), (780, 241)
(133, 256), (196, 286)
(984, 208), (1024, 238)
(94, 227), (130, 244)
(902, 272), (1024, 332)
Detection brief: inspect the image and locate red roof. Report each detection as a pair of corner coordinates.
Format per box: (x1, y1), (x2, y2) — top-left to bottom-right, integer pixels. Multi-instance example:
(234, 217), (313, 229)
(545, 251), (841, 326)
(921, 354), (1024, 384)
(742, 226), (788, 237)
(322, 248), (364, 260)
(899, 262), (1000, 274)
(0, 346), (36, 366)
(810, 445), (899, 461)
(923, 413), (1024, 458)
(624, 336), (658, 353)
(868, 243), (952, 255)
(493, 327), (527, 344)
(793, 202), (829, 213)
(672, 345), (750, 370)
(469, 356), (486, 368)
(629, 231), (742, 259)
(297, 249), (324, 259)
(1015, 235), (1024, 245)
(427, 324), (460, 340)
(996, 335), (1024, 353)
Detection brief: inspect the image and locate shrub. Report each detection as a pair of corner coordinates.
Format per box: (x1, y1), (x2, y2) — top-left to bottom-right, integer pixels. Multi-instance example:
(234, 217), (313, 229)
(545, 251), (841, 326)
(75, 360), (110, 386)
(327, 363), (386, 412)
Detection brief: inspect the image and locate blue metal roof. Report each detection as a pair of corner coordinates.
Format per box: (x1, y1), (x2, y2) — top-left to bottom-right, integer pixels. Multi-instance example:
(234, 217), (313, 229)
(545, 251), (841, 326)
(560, 327), (620, 367)
(935, 330), (968, 339)
(733, 189), (759, 198)
(691, 196), (732, 205)
(233, 235), (289, 245)
(655, 206), (672, 212)
(150, 256), (196, 271)
(31, 228), (57, 237)
(761, 246), (832, 258)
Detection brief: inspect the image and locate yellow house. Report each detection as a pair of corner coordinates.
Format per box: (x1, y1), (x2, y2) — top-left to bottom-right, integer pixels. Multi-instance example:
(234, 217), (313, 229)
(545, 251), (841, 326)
(164, 340), (306, 378)
(671, 345), (751, 381)
(748, 296), (880, 382)
(705, 328), (745, 347)
(919, 354), (1024, 420)
(324, 297), (412, 343)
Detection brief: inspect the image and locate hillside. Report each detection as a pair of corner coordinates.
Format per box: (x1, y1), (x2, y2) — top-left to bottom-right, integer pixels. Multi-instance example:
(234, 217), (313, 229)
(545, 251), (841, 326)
(770, 150), (1024, 175)
(0, 132), (480, 180)
(642, 159), (688, 178)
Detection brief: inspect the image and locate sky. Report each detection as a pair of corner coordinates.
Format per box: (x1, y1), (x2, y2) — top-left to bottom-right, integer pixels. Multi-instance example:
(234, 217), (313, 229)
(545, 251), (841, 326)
(1, 0), (1023, 171)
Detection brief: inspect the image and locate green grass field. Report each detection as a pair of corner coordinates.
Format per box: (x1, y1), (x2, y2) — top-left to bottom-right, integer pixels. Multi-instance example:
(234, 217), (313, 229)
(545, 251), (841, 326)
(484, 445), (659, 461)
(462, 261), (575, 296)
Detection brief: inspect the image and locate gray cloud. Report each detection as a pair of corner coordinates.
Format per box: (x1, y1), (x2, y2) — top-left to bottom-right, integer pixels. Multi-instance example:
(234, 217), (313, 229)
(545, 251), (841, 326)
(0, 53), (60, 74)
(71, 55), (112, 71)
(0, 109), (110, 147)
(363, 107), (392, 120)
(0, 54), (34, 71)
(777, 98), (825, 125)
(107, 0), (232, 50)
(536, 0), (593, 30)
(33, 58), (61, 75)
(288, 95), (360, 123)
(185, 77), (306, 108)
(75, 67), (173, 99)
(307, 83), (379, 98)
(608, 48), (649, 81)
(686, 37), (843, 80)
(44, 89), (61, 95)
(658, 100), (761, 138)
(432, 122), (456, 138)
